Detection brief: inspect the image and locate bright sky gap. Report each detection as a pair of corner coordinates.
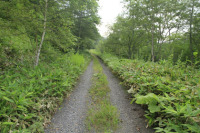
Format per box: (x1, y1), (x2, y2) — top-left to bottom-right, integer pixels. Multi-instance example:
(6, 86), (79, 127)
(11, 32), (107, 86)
(97, 0), (124, 37)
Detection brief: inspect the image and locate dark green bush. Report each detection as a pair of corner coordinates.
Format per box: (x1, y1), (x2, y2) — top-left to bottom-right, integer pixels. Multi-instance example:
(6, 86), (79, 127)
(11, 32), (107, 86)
(99, 53), (200, 133)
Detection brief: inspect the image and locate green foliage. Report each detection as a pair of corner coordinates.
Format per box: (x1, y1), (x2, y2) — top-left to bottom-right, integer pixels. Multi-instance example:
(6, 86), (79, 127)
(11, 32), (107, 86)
(87, 103), (119, 132)
(0, 0), (98, 132)
(69, 53), (85, 67)
(99, 0), (200, 64)
(0, 52), (90, 132)
(71, 0), (100, 51)
(0, 0), (100, 69)
(99, 53), (200, 133)
(135, 93), (165, 113)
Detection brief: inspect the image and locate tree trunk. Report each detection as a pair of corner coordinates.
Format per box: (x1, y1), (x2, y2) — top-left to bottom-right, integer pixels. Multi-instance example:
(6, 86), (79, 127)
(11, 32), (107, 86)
(35, 35), (38, 64)
(151, 27), (155, 62)
(35, 0), (48, 67)
(128, 35), (132, 59)
(168, 29), (171, 44)
(77, 12), (82, 53)
(189, 0), (194, 62)
(128, 44), (131, 59)
(150, 0), (155, 62)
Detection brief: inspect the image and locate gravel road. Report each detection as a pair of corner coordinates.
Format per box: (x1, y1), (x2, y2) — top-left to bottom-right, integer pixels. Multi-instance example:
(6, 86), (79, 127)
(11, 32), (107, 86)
(100, 59), (154, 133)
(45, 61), (93, 133)
(45, 59), (154, 133)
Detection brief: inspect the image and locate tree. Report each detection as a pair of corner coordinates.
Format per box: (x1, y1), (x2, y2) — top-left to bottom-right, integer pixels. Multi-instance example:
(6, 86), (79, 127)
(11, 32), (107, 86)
(71, 0), (100, 52)
(100, 0), (200, 64)
(0, 0), (101, 68)
(35, 0), (48, 66)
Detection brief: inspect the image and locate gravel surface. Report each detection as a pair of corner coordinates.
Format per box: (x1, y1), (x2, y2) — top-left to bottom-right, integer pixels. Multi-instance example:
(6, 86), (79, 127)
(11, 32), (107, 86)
(45, 61), (93, 133)
(45, 59), (154, 133)
(100, 60), (155, 133)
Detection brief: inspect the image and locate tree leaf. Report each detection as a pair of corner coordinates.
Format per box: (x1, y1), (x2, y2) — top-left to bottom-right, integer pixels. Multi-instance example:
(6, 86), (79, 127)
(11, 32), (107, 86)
(3, 96), (14, 103)
(2, 122), (14, 125)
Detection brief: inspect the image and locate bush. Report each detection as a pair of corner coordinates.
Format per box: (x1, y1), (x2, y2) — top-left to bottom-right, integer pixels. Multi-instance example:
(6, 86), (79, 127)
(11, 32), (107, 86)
(99, 53), (200, 133)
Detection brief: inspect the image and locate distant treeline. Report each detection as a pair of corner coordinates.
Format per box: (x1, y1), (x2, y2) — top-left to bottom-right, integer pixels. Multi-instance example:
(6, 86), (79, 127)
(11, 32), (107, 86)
(97, 0), (200, 67)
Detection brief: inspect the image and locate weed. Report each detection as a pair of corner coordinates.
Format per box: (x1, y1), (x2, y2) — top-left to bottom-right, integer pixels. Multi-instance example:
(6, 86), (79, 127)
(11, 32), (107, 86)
(87, 103), (119, 132)
(86, 56), (119, 132)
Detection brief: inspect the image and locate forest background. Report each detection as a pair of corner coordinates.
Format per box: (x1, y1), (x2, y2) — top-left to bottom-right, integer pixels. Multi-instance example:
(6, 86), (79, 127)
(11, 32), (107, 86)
(0, 0), (199, 132)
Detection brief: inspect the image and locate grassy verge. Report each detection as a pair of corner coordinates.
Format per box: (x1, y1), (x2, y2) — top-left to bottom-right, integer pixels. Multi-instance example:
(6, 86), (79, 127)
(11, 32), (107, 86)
(98, 53), (200, 133)
(86, 56), (119, 132)
(0, 52), (91, 132)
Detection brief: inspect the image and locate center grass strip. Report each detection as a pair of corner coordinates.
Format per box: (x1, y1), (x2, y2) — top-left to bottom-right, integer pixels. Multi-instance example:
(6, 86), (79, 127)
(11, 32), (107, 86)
(86, 56), (119, 132)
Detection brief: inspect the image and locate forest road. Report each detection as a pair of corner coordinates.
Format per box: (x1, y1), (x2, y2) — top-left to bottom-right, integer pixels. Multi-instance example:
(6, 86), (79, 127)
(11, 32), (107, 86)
(99, 59), (154, 133)
(45, 61), (93, 133)
(45, 59), (154, 133)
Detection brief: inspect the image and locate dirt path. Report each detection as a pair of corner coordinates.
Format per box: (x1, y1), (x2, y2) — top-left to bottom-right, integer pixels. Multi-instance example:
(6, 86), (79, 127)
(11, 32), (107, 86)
(100, 59), (154, 133)
(45, 59), (154, 133)
(45, 61), (93, 133)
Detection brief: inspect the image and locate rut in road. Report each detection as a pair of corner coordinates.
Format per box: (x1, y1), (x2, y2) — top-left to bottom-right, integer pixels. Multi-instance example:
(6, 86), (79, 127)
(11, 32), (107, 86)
(45, 61), (93, 133)
(45, 59), (154, 133)
(99, 59), (154, 133)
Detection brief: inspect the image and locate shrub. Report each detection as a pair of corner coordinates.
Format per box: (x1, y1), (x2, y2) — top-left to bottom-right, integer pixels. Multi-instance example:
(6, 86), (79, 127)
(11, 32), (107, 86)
(99, 53), (200, 133)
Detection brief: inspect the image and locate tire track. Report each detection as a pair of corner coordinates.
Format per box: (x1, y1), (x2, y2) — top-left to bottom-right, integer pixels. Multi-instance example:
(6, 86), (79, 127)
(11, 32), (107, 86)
(100, 59), (154, 133)
(45, 61), (93, 133)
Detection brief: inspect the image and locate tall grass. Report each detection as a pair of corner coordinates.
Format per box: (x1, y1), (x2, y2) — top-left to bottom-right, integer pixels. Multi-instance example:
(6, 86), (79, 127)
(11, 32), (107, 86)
(69, 53), (85, 67)
(0, 52), (90, 132)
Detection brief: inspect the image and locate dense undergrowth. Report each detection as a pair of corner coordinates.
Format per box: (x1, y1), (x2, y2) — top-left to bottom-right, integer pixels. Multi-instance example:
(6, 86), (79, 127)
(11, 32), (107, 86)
(98, 52), (200, 133)
(0, 52), (90, 132)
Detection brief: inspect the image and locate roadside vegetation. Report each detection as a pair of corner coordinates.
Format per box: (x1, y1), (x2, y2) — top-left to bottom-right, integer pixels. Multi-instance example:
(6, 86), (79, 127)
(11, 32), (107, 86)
(0, 53), (90, 132)
(94, 0), (200, 132)
(86, 56), (119, 132)
(97, 53), (200, 133)
(97, 0), (200, 65)
(0, 0), (99, 132)
(1, 0), (200, 132)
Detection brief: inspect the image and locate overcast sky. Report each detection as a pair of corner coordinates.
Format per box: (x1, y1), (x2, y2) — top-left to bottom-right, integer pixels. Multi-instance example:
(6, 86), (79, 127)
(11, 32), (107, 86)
(97, 0), (124, 37)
